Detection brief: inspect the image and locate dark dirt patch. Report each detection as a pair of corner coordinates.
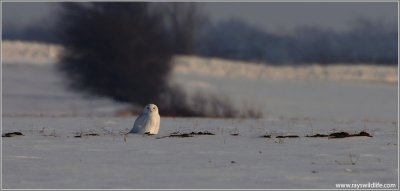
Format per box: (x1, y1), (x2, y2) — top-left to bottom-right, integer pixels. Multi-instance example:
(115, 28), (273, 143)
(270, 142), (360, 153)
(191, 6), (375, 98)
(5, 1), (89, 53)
(74, 133), (100, 138)
(306, 131), (372, 138)
(261, 135), (271, 138)
(328, 132), (350, 138)
(190, 131), (215, 135)
(157, 131), (215, 139)
(329, 131), (372, 138)
(276, 135), (300, 138)
(168, 133), (193, 138)
(352, 131), (373, 137)
(261, 131), (372, 139)
(2, 132), (24, 137)
(260, 134), (298, 138)
(305, 133), (330, 138)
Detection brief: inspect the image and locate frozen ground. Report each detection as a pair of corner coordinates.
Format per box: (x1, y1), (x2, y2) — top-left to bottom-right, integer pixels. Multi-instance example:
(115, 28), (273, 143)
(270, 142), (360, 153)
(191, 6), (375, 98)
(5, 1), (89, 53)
(2, 117), (398, 189)
(1, 41), (399, 189)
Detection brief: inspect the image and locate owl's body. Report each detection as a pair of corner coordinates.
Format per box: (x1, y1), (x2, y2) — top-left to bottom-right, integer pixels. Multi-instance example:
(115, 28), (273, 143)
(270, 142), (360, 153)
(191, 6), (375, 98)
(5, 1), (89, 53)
(129, 104), (160, 135)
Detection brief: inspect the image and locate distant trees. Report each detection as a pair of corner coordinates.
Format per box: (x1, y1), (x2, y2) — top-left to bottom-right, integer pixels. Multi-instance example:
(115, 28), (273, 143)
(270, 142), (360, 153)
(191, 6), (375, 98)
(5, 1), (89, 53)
(198, 19), (287, 63)
(3, 22), (59, 43)
(156, 3), (209, 54)
(198, 18), (397, 65)
(289, 19), (397, 64)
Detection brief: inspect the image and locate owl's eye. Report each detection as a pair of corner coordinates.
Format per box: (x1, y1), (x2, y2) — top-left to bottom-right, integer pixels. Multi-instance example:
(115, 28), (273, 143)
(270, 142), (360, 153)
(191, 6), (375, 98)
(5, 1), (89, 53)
(153, 107), (156, 110)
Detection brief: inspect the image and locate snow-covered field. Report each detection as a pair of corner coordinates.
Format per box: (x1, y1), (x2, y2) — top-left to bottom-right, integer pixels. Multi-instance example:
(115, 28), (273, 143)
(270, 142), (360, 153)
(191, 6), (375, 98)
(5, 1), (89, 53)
(1, 41), (398, 189)
(173, 55), (398, 85)
(2, 116), (398, 189)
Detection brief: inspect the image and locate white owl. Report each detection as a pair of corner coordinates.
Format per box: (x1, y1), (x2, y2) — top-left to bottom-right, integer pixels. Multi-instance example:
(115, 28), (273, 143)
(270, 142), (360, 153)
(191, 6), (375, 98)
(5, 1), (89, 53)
(129, 104), (160, 135)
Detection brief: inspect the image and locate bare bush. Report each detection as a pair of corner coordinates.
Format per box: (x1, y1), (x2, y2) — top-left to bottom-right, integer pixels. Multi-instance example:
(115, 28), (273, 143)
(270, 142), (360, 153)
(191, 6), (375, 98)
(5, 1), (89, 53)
(158, 86), (262, 118)
(56, 2), (259, 118)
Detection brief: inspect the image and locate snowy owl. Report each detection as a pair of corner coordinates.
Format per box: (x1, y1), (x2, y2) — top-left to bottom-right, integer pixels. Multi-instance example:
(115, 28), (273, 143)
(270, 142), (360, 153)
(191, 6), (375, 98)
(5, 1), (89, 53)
(129, 104), (160, 135)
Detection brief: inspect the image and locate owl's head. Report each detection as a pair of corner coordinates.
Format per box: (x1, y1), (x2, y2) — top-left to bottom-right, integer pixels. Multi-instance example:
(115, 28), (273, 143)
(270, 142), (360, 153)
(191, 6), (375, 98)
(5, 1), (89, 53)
(144, 104), (158, 114)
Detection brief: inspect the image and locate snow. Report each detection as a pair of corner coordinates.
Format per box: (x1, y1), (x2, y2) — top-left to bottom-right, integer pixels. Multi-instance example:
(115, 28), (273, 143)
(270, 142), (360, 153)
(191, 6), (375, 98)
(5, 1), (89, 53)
(2, 41), (62, 65)
(2, 117), (398, 189)
(172, 55), (398, 85)
(1, 41), (398, 189)
(173, 72), (397, 122)
(2, 64), (130, 116)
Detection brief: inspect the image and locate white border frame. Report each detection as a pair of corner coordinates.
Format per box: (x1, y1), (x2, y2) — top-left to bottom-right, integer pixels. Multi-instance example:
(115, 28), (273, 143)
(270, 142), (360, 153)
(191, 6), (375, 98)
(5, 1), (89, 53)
(1, 0), (399, 190)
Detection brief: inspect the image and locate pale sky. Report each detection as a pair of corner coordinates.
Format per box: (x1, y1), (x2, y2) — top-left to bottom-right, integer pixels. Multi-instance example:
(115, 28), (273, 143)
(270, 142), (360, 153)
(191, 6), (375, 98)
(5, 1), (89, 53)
(2, 2), (398, 34)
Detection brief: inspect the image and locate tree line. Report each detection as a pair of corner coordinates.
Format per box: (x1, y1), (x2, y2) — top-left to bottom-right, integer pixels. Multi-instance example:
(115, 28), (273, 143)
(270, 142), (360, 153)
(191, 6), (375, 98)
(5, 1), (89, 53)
(197, 18), (397, 65)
